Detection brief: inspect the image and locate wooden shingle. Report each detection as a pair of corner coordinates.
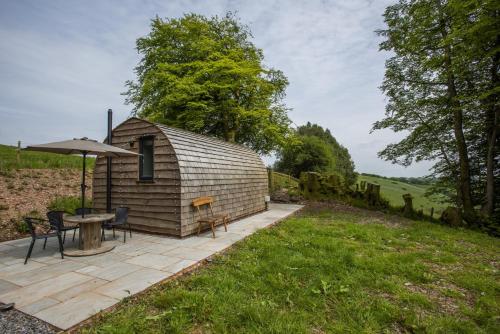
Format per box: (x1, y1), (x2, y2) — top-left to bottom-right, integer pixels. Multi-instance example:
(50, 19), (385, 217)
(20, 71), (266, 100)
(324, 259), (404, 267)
(92, 117), (268, 237)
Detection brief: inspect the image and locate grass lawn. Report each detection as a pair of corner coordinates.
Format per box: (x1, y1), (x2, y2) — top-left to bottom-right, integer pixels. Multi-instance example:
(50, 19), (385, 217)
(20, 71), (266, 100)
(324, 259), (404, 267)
(81, 203), (499, 333)
(357, 174), (447, 216)
(0, 144), (95, 172)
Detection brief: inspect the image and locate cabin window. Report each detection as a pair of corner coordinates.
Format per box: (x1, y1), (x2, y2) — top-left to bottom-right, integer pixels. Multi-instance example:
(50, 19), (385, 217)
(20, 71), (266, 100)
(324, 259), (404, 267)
(139, 136), (154, 180)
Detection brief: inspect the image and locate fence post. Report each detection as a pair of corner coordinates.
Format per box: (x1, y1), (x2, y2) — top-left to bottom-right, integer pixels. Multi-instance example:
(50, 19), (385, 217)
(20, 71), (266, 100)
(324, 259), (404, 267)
(430, 207), (434, 219)
(402, 193), (413, 216)
(16, 140), (21, 164)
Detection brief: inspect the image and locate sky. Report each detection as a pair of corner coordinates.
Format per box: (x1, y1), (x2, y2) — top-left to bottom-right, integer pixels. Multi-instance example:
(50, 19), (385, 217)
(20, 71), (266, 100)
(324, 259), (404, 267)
(0, 0), (433, 177)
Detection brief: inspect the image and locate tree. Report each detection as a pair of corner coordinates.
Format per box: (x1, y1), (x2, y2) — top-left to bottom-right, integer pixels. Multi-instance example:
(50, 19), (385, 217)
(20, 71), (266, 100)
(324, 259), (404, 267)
(297, 123), (357, 185)
(447, 0), (499, 217)
(274, 123), (356, 185)
(125, 13), (291, 154)
(374, 0), (499, 227)
(274, 135), (333, 178)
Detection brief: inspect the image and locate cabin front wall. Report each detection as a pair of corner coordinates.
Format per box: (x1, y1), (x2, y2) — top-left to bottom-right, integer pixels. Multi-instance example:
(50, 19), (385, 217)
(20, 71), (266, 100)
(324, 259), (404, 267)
(92, 118), (182, 236)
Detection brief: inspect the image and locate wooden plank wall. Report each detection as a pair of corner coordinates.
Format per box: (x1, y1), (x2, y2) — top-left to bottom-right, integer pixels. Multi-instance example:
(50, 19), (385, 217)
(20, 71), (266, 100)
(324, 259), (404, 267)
(157, 125), (268, 237)
(92, 118), (182, 236)
(93, 118), (268, 238)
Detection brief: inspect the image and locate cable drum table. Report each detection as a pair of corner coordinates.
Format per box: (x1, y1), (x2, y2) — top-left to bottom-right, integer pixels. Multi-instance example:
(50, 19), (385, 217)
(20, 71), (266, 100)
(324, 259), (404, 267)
(63, 213), (116, 256)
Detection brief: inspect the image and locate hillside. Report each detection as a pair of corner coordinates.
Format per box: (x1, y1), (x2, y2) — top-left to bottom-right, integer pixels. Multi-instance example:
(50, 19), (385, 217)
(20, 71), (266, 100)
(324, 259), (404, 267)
(0, 144), (95, 172)
(358, 174), (447, 216)
(0, 145), (94, 241)
(269, 171), (447, 217)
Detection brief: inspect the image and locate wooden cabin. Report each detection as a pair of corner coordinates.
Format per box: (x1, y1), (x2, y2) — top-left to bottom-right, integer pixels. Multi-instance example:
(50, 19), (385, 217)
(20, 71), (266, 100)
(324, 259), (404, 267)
(92, 117), (268, 237)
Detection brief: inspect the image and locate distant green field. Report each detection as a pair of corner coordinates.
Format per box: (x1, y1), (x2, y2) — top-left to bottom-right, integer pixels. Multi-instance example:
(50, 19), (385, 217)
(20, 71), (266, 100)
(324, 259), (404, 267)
(0, 144), (95, 171)
(357, 174), (447, 216)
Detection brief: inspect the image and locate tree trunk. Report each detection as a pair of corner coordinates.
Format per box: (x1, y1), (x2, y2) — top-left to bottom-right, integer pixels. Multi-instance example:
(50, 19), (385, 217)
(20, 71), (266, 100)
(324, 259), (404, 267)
(441, 22), (475, 221)
(448, 64), (474, 220)
(225, 129), (236, 142)
(482, 35), (500, 216)
(222, 109), (237, 143)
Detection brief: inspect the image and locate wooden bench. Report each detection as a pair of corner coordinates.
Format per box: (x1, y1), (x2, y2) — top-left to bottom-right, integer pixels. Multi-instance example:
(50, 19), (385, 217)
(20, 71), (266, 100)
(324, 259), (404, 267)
(192, 196), (229, 238)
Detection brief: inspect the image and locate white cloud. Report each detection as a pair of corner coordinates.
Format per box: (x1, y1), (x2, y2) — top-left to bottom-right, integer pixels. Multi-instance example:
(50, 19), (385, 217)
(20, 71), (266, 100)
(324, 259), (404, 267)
(0, 0), (432, 176)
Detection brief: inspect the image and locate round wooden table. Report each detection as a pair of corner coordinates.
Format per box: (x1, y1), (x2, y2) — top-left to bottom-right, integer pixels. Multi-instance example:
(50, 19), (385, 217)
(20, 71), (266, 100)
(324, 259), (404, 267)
(63, 213), (116, 256)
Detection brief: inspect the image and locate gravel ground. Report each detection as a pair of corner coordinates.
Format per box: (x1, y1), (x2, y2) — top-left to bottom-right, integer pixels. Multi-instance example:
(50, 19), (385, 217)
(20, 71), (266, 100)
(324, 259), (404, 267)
(0, 308), (55, 334)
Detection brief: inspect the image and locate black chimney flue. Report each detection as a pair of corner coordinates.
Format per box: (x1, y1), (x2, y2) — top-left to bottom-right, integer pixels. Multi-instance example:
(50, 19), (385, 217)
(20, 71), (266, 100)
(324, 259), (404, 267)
(106, 109), (112, 213)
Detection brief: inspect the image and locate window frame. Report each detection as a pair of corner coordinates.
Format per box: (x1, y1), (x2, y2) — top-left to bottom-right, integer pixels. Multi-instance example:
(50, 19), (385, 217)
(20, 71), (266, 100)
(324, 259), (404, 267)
(138, 135), (155, 181)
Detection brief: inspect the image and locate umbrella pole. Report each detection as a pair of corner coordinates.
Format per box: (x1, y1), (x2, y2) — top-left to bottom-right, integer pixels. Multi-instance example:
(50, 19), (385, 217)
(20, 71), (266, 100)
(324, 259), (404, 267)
(81, 152), (87, 217)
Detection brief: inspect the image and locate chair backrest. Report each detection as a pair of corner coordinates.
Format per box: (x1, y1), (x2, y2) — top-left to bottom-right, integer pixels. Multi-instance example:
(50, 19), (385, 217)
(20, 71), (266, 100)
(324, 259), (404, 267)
(192, 196), (214, 207)
(24, 217), (53, 237)
(192, 196), (214, 216)
(75, 207), (92, 216)
(114, 207), (128, 225)
(24, 217), (38, 238)
(47, 211), (65, 229)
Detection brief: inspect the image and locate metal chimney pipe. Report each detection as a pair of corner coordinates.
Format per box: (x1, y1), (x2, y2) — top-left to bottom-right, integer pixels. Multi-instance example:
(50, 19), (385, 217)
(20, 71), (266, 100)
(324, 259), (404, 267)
(106, 109), (112, 213)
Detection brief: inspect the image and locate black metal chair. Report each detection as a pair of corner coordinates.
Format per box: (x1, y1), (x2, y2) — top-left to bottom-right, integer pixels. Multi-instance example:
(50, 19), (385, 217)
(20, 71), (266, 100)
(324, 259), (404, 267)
(47, 211), (78, 244)
(24, 217), (64, 264)
(75, 207), (92, 216)
(101, 207), (132, 243)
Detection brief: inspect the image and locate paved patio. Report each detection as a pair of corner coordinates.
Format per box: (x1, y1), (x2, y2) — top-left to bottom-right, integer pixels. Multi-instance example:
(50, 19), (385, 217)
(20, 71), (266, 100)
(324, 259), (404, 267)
(0, 203), (302, 330)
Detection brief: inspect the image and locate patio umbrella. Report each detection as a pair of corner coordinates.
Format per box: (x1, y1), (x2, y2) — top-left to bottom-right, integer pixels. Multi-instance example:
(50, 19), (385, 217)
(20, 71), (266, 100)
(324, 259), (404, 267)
(26, 137), (139, 217)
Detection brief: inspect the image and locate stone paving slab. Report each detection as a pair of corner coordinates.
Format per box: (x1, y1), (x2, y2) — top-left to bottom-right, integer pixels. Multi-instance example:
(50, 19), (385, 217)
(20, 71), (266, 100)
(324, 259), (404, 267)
(33, 292), (118, 330)
(0, 203), (302, 330)
(94, 268), (171, 300)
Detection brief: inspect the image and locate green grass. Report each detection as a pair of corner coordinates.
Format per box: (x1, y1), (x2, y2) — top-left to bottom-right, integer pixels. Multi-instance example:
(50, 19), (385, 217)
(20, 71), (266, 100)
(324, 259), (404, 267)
(358, 174), (447, 216)
(270, 171), (299, 192)
(0, 144), (95, 172)
(81, 205), (499, 334)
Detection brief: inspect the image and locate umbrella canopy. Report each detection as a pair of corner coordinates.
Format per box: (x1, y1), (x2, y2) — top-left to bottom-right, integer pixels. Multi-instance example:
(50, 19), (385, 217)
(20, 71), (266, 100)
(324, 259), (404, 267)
(26, 137), (139, 157)
(26, 137), (139, 217)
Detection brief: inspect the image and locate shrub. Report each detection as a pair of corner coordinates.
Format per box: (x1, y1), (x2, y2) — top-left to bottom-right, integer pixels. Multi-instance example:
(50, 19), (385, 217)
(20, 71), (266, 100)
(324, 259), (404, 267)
(47, 196), (92, 214)
(15, 219), (29, 233)
(16, 210), (43, 233)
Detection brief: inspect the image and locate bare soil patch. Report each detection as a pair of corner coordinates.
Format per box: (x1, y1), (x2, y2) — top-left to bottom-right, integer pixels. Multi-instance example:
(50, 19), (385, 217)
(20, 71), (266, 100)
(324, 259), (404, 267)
(0, 169), (91, 242)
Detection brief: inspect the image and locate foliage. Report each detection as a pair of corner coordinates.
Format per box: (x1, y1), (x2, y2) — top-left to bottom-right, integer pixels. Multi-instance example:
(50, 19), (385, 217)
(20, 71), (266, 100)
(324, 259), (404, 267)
(47, 196), (92, 215)
(374, 0), (499, 226)
(274, 123), (356, 185)
(300, 172), (348, 200)
(275, 135), (334, 177)
(0, 144), (95, 172)
(82, 206), (499, 333)
(15, 219), (29, 234)
(297, 123), (356, 185)
(125, 13), (291, 154)
(269, 171), (299, 192)
(16, 209), (44, 233)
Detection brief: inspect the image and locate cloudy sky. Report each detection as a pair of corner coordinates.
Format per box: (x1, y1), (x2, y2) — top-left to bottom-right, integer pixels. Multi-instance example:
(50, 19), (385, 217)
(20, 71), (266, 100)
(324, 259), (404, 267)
(0, 0), (433, 176)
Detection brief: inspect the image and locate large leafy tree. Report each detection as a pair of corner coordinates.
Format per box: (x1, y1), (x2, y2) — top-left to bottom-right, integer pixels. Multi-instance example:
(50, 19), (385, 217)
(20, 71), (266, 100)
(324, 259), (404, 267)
(125, 13), (291, 154)
(274, 123), (357, 185)
(374, 0), (499, 226)
(275, 135), (334, 178)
